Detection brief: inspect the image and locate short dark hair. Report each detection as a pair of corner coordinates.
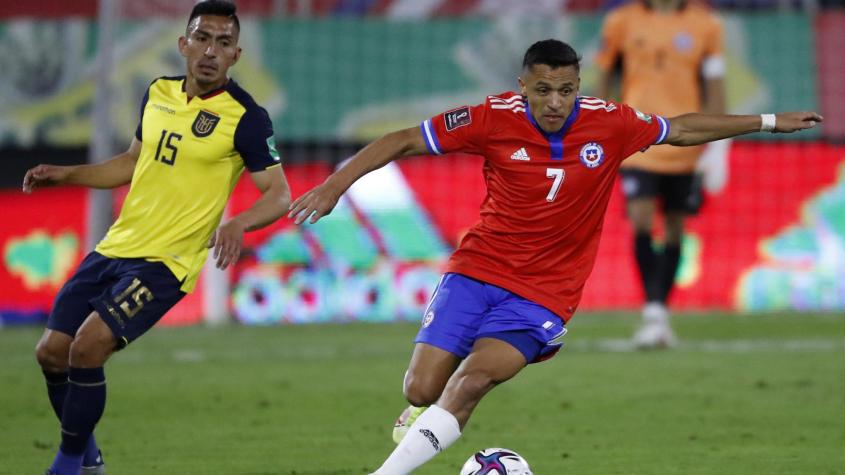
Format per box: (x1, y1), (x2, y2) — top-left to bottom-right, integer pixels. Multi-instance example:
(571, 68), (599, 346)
(522, 39), (581, 72)
(188, 0), (240, 34)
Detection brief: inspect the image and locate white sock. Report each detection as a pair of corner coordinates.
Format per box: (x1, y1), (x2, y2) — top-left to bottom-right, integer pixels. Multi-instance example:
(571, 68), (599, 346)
(373, 404), (461, 475)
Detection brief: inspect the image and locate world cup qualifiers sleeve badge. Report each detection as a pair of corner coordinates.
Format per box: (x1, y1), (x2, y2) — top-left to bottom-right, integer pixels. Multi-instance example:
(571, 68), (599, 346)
(444, 106), (471, 131)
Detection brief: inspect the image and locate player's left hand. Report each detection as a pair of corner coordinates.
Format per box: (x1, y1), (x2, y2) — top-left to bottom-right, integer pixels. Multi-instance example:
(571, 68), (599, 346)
(774, 112), (824, 133)
(208, 219), (246, 270)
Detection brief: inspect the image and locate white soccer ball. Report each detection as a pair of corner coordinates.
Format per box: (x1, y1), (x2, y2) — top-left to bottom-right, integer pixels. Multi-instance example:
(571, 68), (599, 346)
(459, 448), (533, 475)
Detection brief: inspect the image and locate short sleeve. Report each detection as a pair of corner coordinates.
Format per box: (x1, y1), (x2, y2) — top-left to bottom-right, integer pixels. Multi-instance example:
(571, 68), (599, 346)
(420, 102), (488, 156)
(134, 86), (150, 141)
(594, 10), (625, 73)
(700, 14), (725, 79)
(618, 103), (670, 158)
(234, 106), (281, 172)
(704, 14), (724, 57)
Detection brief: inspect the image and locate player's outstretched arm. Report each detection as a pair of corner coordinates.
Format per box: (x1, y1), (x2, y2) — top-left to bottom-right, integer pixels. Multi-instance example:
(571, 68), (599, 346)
(209, 166), (292, 270)
(664, 112), (823, 146)
(22, 138), (141, 193)
(288, 126), (428, 225)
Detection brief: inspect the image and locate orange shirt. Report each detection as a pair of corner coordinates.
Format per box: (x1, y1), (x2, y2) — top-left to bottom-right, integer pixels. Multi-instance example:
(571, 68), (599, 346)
(595, 1), (723, 174)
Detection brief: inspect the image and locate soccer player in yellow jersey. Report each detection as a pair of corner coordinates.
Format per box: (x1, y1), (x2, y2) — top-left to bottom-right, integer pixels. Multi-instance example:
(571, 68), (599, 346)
(595, 0), (727, 348)
(22, 2), (291, 474)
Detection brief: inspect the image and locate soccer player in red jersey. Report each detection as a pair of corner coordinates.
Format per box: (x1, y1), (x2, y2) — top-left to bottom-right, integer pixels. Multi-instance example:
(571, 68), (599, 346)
(288, 40), (821, 474)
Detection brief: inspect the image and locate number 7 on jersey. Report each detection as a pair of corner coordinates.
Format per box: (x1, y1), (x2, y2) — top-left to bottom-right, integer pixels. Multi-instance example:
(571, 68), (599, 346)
(546, 168), (565, 202)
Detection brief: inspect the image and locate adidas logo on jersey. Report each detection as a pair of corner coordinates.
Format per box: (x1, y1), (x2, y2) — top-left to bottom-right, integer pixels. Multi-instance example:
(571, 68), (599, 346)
(510, 147), (530, 161)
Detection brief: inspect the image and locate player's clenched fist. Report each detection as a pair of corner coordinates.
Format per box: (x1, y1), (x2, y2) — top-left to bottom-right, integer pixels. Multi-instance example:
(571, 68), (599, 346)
(22, 164), (71, 193)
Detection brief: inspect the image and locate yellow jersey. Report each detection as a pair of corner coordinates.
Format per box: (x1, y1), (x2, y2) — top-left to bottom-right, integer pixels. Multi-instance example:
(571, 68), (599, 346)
(595, 1), (723, 174)
(96, 76), (281, 292)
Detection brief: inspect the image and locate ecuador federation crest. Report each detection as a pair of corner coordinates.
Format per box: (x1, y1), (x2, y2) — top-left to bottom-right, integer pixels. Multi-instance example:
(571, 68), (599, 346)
(579, 142), (605, 169)
(192, 109), (220, 137)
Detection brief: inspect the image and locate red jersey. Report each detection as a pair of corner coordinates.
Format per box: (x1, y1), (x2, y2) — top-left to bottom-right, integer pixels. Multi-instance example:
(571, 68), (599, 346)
(421, 93), (669, 322)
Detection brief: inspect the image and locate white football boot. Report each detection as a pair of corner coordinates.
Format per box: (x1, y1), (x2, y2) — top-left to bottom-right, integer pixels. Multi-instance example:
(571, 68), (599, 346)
(633, 302), (676, 349)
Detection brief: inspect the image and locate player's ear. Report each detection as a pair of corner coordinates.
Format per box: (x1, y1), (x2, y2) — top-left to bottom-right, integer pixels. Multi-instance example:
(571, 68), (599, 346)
(518, 76), (526, 95)
(232, 46), (242, 64)
(178, 36), (188, 57)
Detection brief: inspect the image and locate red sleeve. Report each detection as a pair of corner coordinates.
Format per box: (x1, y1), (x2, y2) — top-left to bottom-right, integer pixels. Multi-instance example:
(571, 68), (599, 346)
(617, 102), (670, 158)
(420, 101), (488, 156)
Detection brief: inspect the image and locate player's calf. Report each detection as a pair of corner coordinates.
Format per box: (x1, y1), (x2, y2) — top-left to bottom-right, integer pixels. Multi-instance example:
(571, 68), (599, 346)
(437, 369), (498, 427)
(402, 377), (443, 408)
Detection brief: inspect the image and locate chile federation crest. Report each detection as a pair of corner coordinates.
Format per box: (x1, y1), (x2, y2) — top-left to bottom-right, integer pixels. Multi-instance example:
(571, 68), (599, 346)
(192, 110), (221, 137)
(579, 142), (605, 169)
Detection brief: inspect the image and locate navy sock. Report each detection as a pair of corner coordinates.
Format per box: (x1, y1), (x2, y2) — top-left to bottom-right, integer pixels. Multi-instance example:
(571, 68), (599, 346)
(43, 370), (101, 465)
(59, 367), (107, 456)
(634, 232), (659, 302)
(43, 370), (69, 420)
(657, 243), (682, 303)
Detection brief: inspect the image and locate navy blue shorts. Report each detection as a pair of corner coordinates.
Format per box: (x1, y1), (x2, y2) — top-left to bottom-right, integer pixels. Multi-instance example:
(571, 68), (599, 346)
(415, 273), (567, 364)
(620, 168), (703, 214)
(48, 252), (185, 349)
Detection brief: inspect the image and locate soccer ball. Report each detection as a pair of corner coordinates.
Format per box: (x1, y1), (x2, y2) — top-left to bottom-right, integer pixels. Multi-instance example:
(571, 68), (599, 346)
(459, 448), (532, 475)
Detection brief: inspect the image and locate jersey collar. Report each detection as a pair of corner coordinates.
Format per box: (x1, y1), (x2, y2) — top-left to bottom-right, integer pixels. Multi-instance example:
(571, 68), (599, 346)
(524, 98), (580, 161)
(183, 78), (230, 103)
(524, 98), (580, 140)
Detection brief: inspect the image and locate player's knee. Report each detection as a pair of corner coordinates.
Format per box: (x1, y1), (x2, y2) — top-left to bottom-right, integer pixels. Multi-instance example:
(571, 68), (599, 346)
(627, 202), (655, 231)
(35, 341), (68, 371)
(68, 337), (110, 368)
(664, 234), (682, 246)
(664, 215), (685, 244)
(403, 375), (441, 407)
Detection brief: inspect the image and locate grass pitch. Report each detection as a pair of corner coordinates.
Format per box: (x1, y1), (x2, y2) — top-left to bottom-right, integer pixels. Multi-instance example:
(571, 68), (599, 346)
(1, 313), (844, 474)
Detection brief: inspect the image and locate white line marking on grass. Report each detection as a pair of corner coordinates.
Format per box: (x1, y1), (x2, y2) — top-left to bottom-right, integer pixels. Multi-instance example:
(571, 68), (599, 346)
(567, 338), (845, 353)
(171, 350), (206, 362)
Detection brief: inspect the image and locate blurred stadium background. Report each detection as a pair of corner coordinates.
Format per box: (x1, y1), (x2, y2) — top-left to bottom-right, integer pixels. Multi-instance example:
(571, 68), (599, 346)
(2, 0), (844, 328)
(2, 1), (845, 474)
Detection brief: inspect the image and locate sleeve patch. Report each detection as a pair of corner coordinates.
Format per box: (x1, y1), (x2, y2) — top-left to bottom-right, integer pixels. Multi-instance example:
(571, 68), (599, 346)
(444, 106), (471, 131)
(634, 109), (653, 124)
(267, 136), (280, 162)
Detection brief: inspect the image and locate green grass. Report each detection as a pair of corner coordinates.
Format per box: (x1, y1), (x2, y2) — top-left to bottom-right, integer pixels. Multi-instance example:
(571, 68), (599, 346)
(2, 313), (845, 474)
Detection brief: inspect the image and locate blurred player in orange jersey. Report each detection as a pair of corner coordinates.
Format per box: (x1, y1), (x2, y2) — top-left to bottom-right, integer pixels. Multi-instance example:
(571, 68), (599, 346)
(595, 0), (727, 348)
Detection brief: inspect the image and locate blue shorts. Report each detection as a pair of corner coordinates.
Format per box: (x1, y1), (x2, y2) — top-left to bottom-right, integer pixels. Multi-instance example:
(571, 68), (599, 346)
(47, 252), (185, 349)
(415, 273), (567, 363)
